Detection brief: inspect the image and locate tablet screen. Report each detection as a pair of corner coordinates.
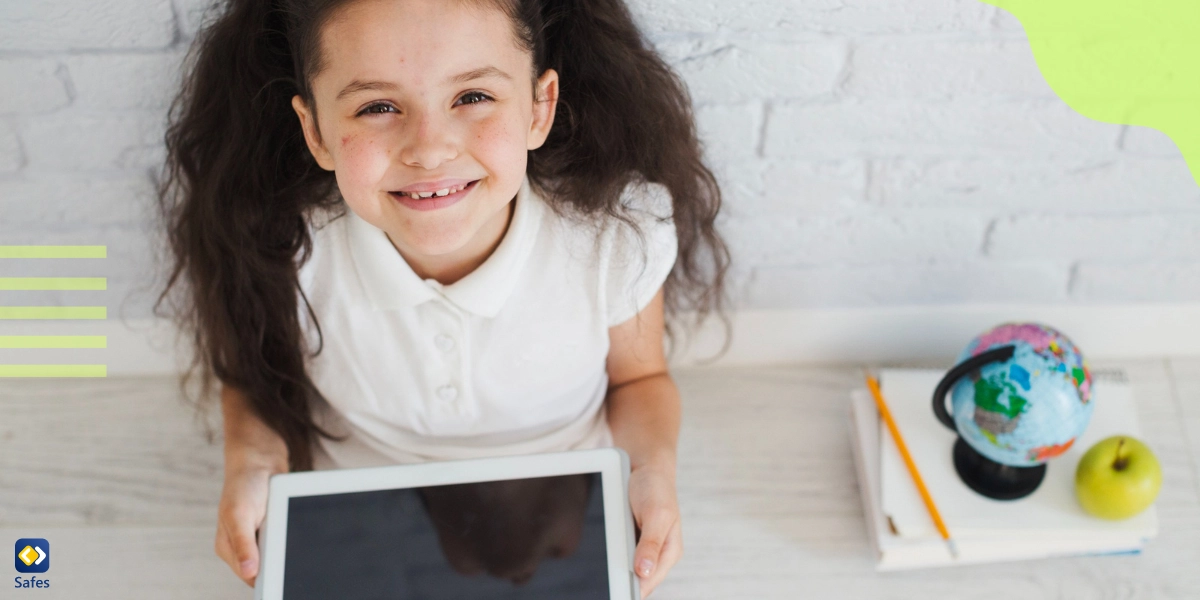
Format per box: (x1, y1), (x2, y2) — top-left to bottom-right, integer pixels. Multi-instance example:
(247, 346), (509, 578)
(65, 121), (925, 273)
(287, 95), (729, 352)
(281, 472), (609, 599)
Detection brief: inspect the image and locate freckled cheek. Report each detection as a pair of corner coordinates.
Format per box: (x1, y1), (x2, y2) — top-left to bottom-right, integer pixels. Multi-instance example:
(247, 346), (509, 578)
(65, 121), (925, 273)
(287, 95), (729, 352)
(335, 134), (394, 190)
(469, 114), (529, 171)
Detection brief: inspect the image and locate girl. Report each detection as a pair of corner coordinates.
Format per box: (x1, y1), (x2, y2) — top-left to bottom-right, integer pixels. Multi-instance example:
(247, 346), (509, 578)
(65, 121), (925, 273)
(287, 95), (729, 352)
(155, 0), (730, 596)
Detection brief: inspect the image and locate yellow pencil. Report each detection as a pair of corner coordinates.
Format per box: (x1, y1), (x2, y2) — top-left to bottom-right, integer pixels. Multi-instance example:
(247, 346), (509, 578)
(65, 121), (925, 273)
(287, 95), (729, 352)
(864, 370), (959, 559)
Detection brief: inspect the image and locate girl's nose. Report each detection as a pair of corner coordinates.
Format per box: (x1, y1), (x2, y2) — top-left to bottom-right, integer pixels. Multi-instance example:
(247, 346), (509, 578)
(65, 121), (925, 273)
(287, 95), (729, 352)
(399, 111), (459, 170)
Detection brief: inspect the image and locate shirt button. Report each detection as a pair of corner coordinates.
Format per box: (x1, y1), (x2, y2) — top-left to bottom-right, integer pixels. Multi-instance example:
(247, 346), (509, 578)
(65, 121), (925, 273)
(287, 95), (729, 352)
(437, 385), (459, 402)
(435, 334), (455, 352)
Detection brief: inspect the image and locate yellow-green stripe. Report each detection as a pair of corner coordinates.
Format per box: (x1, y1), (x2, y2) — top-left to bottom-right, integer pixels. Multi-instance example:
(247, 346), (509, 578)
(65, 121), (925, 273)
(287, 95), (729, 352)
(0, 365), (107, 377)
(0, 246), (106, 258)
(0, 277), (106, 290)
(0, 306), (106, 319)
(0, 336), (107, 348)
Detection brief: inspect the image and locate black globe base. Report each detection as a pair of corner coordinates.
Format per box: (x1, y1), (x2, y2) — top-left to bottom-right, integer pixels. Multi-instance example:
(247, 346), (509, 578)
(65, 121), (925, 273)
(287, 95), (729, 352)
(952, 437), (1046, 500)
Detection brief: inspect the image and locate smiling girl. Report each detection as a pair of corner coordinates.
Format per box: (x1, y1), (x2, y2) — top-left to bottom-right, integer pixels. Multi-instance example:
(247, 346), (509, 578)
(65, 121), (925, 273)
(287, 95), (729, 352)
(156, 0), (730, 596)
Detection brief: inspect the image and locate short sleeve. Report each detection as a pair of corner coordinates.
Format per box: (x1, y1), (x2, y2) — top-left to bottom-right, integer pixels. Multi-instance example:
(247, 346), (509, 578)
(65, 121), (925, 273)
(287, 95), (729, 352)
(603, 180), (678, 328)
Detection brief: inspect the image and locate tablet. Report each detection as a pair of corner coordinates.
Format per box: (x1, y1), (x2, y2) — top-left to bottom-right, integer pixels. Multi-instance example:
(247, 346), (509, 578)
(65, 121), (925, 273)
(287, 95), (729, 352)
(253, 448), (638, 600)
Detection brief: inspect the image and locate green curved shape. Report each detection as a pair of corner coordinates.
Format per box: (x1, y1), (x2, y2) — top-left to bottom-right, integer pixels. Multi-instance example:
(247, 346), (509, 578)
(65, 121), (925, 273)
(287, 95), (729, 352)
(983, 0), (1200, 187)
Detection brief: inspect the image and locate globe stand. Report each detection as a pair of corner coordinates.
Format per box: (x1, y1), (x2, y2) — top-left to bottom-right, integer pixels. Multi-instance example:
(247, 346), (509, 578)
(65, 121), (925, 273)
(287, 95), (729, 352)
(952, 437), (1046, 500)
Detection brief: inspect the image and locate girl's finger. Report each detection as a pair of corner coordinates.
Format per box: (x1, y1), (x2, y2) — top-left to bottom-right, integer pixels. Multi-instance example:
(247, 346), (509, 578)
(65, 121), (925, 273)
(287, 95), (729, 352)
(639, 519), (682, 599)
(221, 507), (261, 586)
(633, 506), (675, 580)
(215, 520), (252, 586)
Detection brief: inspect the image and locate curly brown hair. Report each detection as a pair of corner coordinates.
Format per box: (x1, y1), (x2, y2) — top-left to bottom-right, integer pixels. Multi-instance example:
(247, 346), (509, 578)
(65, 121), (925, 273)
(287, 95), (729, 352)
(154, 0), (732, 472)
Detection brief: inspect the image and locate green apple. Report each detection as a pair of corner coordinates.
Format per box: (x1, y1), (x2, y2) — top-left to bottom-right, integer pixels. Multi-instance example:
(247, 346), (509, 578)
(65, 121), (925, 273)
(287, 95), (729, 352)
(1075, 435), (1162, 520)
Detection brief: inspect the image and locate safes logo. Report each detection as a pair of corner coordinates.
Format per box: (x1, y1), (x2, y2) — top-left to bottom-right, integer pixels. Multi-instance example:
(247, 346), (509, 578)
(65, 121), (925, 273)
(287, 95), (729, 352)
(14, 539), (50, 590)
(15, 539), (48, 573)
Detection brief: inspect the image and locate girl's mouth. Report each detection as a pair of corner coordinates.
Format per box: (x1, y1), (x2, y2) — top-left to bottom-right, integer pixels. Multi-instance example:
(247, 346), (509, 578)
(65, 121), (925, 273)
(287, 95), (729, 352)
(389, 179), (479, 211)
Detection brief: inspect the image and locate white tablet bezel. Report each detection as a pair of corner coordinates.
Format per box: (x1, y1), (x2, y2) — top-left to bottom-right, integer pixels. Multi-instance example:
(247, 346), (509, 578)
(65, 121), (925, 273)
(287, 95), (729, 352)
(253, 447), (638, 600)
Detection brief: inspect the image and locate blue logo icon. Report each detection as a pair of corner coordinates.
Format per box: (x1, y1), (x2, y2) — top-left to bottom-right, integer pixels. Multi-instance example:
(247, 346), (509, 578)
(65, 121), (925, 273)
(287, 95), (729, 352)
(15, 539), (49, 573)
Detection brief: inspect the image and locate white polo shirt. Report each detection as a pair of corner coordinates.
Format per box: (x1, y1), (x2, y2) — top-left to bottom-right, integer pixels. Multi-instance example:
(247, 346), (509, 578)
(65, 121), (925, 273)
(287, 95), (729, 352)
(296, 174), (677, 470)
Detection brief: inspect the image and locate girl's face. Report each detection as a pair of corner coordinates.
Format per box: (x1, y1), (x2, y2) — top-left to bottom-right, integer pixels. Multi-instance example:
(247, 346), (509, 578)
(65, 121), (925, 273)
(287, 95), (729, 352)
(292, 0), (557, 273)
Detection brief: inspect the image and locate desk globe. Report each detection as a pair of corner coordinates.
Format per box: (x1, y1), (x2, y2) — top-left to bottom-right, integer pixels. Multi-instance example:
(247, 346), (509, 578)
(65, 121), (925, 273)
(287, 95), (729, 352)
(932, 322), (1094, 500)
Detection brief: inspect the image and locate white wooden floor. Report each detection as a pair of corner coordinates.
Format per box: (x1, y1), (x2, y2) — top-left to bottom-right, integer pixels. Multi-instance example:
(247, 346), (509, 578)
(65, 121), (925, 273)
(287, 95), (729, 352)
(2, 358), (1199, 599)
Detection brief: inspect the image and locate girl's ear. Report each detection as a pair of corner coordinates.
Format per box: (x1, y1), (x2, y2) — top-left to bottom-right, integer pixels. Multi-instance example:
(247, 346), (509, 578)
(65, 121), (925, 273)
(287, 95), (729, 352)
(527, 68), (559, 151)
(291, 95), (336, 171)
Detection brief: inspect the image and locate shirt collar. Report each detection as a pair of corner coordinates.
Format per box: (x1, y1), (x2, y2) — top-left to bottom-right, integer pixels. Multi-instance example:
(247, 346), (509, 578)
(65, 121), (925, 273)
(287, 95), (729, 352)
(345, 174), (545, 317)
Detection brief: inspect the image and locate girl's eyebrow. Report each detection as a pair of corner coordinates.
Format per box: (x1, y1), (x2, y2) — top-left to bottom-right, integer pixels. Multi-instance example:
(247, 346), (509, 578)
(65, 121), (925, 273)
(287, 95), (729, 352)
(335, 66), (512, 101)
(448, 65), (511, 85)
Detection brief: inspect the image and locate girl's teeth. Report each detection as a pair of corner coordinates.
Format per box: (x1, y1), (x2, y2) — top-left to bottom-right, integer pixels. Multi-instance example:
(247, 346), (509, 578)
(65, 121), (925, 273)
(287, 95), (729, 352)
(403, 182), (471, 200)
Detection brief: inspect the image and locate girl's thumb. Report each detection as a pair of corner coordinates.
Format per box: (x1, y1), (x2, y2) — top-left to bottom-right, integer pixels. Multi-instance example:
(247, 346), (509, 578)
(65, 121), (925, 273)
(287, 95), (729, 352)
(239, 557), (258, 578)
(231, 523), (260, 577)
(636, 556), (656, 578)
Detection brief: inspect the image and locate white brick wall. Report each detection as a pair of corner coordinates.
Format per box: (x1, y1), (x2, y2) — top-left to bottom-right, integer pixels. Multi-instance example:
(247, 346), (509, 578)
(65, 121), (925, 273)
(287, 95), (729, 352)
(1, 0), (1197, 318)
(0, 0), (176, 51)
(0, 58), (72, 113)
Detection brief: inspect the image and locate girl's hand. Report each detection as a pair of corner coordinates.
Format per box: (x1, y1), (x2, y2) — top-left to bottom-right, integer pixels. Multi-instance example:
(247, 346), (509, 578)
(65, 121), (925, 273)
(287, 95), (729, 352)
(214, 460), (283, 587)
(627, 463), (683, 599)
(215, 385), (289, 586)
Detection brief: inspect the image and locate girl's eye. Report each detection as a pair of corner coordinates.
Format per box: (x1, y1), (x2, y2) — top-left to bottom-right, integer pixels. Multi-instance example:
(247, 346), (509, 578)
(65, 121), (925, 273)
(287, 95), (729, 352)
(456, 91), (493, 106)
(356, 92), (492, 117)
(358, 103), (395, 116)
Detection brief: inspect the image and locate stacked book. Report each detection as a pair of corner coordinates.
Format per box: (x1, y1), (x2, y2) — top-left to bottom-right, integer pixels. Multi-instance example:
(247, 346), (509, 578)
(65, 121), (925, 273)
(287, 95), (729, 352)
(849, 368), (1159, 570)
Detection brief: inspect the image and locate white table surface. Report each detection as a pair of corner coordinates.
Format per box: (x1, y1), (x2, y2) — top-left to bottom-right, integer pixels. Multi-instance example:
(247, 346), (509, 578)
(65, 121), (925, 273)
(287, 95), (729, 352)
(2, 358), (1198, 599)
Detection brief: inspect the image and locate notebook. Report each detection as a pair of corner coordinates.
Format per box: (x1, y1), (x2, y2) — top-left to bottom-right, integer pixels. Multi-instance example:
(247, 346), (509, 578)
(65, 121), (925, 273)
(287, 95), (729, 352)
(849, 368), (1158, 570)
